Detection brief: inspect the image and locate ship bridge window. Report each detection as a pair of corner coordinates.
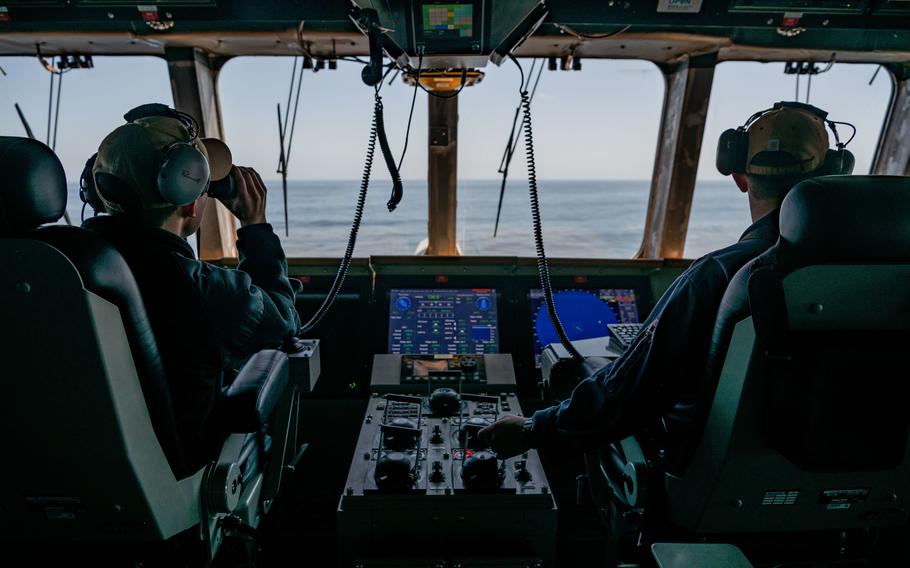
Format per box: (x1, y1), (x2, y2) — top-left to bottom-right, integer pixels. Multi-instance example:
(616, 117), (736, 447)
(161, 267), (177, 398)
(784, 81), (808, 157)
(688, 61), (893, 258)
(456, 59), (664, 258)
(0, 56), (174, 226)
(218, 57), (664, 258)
(220, 56), (431, 257)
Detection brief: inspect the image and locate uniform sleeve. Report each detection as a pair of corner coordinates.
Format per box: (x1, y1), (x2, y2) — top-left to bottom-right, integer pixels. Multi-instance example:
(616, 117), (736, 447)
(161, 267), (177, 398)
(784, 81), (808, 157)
(528, 264), (724, 453)
(178, 223), (301, 358)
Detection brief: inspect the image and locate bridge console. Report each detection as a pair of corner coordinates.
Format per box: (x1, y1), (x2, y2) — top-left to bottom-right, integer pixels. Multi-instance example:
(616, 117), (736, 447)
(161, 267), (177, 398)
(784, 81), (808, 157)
(338, 381), (556, 566)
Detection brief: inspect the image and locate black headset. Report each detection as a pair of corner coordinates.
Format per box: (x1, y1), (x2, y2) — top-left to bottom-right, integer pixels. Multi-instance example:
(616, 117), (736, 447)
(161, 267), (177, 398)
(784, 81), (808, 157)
(80, 103), (210, 214)
(716, 101), (855, 177)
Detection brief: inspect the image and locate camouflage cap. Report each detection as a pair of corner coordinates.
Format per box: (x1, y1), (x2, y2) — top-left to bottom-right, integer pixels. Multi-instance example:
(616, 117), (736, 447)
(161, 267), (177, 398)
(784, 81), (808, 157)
(92, 116), (231, 213)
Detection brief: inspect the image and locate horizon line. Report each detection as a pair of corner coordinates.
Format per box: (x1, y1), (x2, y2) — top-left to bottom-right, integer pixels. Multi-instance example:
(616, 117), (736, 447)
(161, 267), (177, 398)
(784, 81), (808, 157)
(250, 177), (730, 183)
(62, 177), (732, 184)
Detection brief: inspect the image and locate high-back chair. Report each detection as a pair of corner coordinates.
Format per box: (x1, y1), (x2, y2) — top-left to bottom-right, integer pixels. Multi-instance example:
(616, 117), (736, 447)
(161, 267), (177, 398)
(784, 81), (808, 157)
(666, 175), (910, 536)
(589, 175), (910, 564)
(0, 137), (299, 565)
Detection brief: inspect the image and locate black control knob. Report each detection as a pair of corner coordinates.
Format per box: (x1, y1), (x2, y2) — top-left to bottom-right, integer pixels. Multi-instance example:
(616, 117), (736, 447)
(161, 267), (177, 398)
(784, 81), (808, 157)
(383, 417), (419, 451)
(461, 450), (501, 490)
(428, 387), (460, 416)
(374, 452), (414, 490)
(458, 355), (478, 372)
(515, 460), (532, 483)
(208, 170), (238, 200)
(430, 424), (444, 444)
(459, 417), (491, 450)
(281, 336), (306, 353)
(429, 460), (446, 484)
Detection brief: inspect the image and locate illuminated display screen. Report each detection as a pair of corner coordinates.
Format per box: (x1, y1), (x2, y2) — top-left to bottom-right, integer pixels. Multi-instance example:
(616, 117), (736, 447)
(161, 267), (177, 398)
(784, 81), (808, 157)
(388, 288), (498, 355)
(530, 289), (641, 365)
(421, 3), (474, 38)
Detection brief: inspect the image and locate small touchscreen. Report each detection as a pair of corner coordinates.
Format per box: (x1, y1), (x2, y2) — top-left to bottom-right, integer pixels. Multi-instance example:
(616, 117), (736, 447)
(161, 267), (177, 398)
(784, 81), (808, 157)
(388, 288), (499, 355)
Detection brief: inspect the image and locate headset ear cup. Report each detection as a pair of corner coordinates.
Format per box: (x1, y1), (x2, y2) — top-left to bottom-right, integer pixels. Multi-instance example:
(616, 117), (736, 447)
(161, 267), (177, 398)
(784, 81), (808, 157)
(821, 148), (855, 176)
(842, 149), (855, 175)
(717, 128), (749, 176)
(95, 172), (143, 212)
(157, 143), (211, 206)
(79, 154), (107, 213)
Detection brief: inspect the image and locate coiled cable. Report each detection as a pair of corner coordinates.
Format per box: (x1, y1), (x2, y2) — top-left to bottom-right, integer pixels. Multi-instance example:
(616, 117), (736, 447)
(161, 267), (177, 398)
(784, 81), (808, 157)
(514, 55), (584, 363)
(374, 93), (403, 211)
(299, 92), (379, 334)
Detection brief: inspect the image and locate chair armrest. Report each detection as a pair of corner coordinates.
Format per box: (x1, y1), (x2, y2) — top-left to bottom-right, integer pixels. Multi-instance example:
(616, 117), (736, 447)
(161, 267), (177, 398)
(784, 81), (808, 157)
(651, 543), (753, 568)
(218, 350), (290, 433)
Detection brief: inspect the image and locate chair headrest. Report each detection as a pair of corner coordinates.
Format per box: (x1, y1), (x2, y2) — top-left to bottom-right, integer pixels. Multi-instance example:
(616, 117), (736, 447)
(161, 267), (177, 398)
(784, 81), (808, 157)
(0, 137), (67, 234)
(779, 175), (910, 262)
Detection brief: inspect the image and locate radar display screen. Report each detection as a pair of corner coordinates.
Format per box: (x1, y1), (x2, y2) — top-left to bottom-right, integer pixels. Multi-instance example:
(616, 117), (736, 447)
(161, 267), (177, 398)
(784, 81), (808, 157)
(530, 289), (641, 366)
(421, 3), (474, 38)
(388, 289), (498, 355)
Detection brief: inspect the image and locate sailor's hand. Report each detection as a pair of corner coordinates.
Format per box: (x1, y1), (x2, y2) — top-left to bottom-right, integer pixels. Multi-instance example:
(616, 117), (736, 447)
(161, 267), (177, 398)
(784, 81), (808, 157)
(220, 166), (267, 227)
(478, 415), (532, 459)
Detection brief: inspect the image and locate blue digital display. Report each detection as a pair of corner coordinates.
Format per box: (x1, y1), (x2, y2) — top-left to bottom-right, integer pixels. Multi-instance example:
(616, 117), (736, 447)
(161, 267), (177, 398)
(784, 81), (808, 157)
(388, 289), (499, 355)
(530, 289), (641, 366)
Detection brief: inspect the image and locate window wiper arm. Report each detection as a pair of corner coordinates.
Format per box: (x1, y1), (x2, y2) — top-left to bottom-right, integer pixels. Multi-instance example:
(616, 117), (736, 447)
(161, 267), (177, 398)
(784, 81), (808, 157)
(492, 59), (543, 238)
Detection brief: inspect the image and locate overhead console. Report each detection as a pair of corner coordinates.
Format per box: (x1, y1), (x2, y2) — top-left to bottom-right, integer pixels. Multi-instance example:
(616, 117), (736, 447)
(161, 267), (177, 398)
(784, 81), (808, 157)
(5, 0), (910, 59)
(723, 0), (910, 17)
(728, 0), (870, 14)
(877, 0), (910, 13)
(349, 0), (547, 69)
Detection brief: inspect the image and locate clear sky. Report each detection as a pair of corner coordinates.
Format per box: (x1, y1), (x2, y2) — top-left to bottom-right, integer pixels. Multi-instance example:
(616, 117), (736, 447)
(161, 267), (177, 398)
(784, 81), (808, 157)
(0, 54), (892, 185)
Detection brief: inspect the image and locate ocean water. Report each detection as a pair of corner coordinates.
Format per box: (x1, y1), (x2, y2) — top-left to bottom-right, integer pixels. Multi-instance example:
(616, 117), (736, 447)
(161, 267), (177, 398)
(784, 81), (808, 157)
(64, 178), (752, 259)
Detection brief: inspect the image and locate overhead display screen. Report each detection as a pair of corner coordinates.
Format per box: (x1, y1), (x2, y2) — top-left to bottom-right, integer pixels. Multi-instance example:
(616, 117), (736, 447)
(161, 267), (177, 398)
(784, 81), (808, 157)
(421, 3), (474, 38)
(388, 288), (499, 355)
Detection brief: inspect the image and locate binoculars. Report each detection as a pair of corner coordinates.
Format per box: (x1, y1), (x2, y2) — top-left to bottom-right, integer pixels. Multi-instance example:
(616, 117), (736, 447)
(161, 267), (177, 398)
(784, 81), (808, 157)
(207, 170), (237, 200)
(201, 137), (238, 200)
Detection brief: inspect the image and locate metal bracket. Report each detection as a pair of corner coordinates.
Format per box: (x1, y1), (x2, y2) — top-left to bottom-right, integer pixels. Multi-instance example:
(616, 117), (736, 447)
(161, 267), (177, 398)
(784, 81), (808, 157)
(430, 126), (450, 146)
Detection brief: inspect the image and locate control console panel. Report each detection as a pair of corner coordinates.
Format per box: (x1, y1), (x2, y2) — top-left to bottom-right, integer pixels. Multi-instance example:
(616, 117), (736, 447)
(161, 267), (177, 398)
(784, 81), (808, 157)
(338, 386), (556, 566)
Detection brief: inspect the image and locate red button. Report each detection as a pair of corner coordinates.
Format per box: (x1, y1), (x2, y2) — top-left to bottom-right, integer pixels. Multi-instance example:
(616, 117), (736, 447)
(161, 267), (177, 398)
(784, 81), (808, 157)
(138, 7), (159, 21)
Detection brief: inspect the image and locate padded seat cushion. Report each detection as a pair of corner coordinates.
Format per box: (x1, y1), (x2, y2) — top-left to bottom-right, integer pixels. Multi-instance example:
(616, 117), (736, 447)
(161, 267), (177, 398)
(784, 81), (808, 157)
(216, 350), (289, 433)
(0, 137), (66, 234)
(780, 175), (910, 262)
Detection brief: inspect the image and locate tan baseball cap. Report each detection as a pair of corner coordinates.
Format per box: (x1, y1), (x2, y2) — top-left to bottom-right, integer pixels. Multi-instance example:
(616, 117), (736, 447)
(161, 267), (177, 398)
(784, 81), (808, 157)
(92, 116), (232, 213)
(745, 106), (830, 176)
